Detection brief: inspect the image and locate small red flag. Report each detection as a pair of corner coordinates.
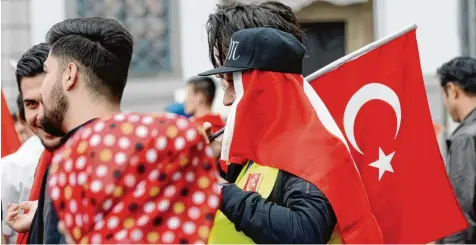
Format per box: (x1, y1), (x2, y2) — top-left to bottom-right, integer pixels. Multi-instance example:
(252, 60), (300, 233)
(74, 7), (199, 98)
(1, 90), (21, 157)
(310, 28), (467, 243)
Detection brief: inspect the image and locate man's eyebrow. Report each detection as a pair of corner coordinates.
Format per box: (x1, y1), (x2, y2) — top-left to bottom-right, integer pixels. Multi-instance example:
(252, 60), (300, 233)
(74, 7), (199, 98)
(23, 99), (37, 104)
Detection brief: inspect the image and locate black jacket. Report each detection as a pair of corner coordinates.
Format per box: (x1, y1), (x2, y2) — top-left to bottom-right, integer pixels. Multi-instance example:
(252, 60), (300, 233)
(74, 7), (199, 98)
(439, 109), (476, 244)
(220, 162), (337, 244)
(27, 119), (96, 244)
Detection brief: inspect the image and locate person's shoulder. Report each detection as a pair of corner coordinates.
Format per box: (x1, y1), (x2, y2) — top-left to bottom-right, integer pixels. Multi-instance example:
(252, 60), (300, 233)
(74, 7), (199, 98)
(1, 149), (20, 166)
(450, 133), (476, 145)
(448, 133), (476, 154)
(451, 120), (476, 140)
(19, 136), (44, 152)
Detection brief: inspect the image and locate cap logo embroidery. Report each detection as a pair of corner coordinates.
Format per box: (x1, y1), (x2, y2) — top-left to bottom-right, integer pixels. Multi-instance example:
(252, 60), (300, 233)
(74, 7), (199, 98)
(227, 39), (241, 61)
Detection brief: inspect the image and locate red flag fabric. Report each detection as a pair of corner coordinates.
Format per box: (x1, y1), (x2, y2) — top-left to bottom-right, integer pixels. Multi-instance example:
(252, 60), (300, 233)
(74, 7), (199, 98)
(310, 29), (467, 243)
(1, 90), (21, 157)
(16, 150), (53, 244)
(192, 114), (225, 134)
(221, 70), (383, 243)
(48, 113), (220, 244)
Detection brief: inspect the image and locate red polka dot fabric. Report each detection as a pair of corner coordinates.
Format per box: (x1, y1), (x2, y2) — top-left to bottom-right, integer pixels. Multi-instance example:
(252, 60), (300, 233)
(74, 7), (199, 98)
(47, 112), (220, 244)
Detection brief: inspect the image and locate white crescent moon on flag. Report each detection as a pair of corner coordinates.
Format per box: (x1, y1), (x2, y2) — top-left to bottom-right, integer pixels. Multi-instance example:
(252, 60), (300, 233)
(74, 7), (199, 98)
(343, 83), (401, 154)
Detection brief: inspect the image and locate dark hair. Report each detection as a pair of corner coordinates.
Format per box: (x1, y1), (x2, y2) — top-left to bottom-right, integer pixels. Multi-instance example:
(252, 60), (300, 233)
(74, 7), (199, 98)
(15, 43), (50, 95)
(206, 1), (303, 68)
(45, 17), (133, 103)
(438, 56), (476, 96)
(188, 76), (217, 105)
(11, 113), (18, 123)
(16, 94), (25, 122)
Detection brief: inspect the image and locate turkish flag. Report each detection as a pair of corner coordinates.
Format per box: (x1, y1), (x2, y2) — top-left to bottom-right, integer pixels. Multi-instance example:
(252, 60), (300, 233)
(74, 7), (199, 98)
(221, 71), (383, 243)
(1, 90), (21, 157)
(310, 29), (467, 243)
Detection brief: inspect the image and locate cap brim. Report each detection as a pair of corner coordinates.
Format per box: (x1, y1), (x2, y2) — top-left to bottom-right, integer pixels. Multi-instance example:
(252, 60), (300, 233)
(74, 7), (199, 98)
(198, 66), (250, 76)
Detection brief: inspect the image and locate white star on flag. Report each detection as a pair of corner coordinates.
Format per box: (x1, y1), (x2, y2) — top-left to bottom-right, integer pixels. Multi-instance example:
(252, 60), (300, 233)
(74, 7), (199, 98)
(369, 147), (395, 181)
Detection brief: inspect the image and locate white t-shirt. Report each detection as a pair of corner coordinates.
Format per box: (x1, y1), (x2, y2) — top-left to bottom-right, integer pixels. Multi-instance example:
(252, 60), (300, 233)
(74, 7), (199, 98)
(1, 136), (44, 243)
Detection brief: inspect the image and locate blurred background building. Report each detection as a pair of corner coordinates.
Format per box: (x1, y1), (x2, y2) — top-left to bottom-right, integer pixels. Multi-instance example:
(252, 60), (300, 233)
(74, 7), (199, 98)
(1, 0), (472, 144)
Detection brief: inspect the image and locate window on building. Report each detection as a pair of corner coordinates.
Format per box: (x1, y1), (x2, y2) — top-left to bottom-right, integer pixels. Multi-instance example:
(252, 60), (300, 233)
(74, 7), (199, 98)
(76, 0), (171, 75)
(300, 21), (346, 77)
(1, 0), (31, 110)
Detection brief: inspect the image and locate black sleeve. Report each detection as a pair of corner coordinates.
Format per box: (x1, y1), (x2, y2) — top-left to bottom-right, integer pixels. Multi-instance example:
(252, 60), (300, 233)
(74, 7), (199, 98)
(440, 135), (476, 244)
(220, 172), (336, 244)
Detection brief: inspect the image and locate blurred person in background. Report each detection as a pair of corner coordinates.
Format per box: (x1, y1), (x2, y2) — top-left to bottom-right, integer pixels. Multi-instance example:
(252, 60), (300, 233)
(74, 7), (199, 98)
(184, 76), (225, 133)
(48, 113), (220, 244)
(437, 56), (476, 244)
(165, 102), (190, 118)
(184, 76), (226, 174)
(26, 17), (133, 244)
(2, 43), (61, 244)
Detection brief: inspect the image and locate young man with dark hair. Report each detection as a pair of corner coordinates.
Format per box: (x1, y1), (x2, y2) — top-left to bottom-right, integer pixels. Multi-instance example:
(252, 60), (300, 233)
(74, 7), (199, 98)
(437, 57), (476, 244)
(26, 17), (133, 244)
(206, 1), (304, 107)
(200, 2), (337, 244)
(184, 76), (225, 133)
(15, 43), (60, 150)
(2, 43), (57, 244)
(39, 17), (133, 137)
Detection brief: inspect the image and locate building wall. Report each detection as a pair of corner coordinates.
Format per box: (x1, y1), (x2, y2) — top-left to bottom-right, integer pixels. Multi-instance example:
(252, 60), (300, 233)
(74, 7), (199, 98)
(374, 0), (460, 76)
(3, 0), (462, 128)
(9, 0), (225, 115)
(374, 0), (461, 148)
(1, 0), (31, 110)
(295, 0), (374, 53)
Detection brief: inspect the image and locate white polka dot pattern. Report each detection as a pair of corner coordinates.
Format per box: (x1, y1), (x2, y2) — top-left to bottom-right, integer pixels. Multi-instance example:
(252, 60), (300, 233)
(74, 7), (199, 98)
(47, 112), (220, 244)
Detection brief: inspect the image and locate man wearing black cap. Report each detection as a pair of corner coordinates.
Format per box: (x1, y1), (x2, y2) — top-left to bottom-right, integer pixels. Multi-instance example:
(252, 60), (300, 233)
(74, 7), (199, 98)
(200, 27), (339, 244)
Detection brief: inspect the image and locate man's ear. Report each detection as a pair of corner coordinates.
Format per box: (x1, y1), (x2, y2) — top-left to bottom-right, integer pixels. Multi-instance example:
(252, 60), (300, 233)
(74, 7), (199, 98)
(447, 82), (462, 99)
(63, 63), (79, 91)
(197, 92), (207, 104)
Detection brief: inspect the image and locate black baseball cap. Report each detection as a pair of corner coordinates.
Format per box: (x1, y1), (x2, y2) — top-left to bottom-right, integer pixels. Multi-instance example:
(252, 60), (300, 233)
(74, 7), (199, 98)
(198, 27), (305, 76)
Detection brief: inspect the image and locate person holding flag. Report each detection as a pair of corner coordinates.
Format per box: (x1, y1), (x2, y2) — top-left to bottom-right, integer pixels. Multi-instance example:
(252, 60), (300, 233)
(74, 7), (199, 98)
(201, 1), (467, 243)
(199, 27), (369, 244)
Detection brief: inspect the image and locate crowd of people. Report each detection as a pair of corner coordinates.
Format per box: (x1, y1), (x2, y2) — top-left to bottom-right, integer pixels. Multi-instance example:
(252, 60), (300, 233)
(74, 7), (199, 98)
(1, 1), (476, 244)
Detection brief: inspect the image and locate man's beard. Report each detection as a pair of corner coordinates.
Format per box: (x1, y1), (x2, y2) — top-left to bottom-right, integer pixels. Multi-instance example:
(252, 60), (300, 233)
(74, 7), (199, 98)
(40, 80), (69, 137)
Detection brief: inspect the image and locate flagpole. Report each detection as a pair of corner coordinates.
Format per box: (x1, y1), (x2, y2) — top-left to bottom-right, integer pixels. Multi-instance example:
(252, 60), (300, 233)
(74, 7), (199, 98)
(305, 23), (417, 82)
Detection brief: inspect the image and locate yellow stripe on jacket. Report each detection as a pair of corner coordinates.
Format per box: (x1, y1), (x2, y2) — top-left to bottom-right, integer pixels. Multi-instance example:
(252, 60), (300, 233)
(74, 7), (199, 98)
(208, 162), (342, 244)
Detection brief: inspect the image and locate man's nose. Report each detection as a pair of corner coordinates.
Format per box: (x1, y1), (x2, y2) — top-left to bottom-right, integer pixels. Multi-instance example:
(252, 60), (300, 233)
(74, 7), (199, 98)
(37, 104), (44, 120)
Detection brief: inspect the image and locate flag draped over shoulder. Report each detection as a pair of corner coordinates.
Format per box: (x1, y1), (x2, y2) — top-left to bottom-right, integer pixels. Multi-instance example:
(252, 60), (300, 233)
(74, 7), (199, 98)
(1, 90), (21, 157)
(309, 29), (467, 243)
(221, 70), (383, 243)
